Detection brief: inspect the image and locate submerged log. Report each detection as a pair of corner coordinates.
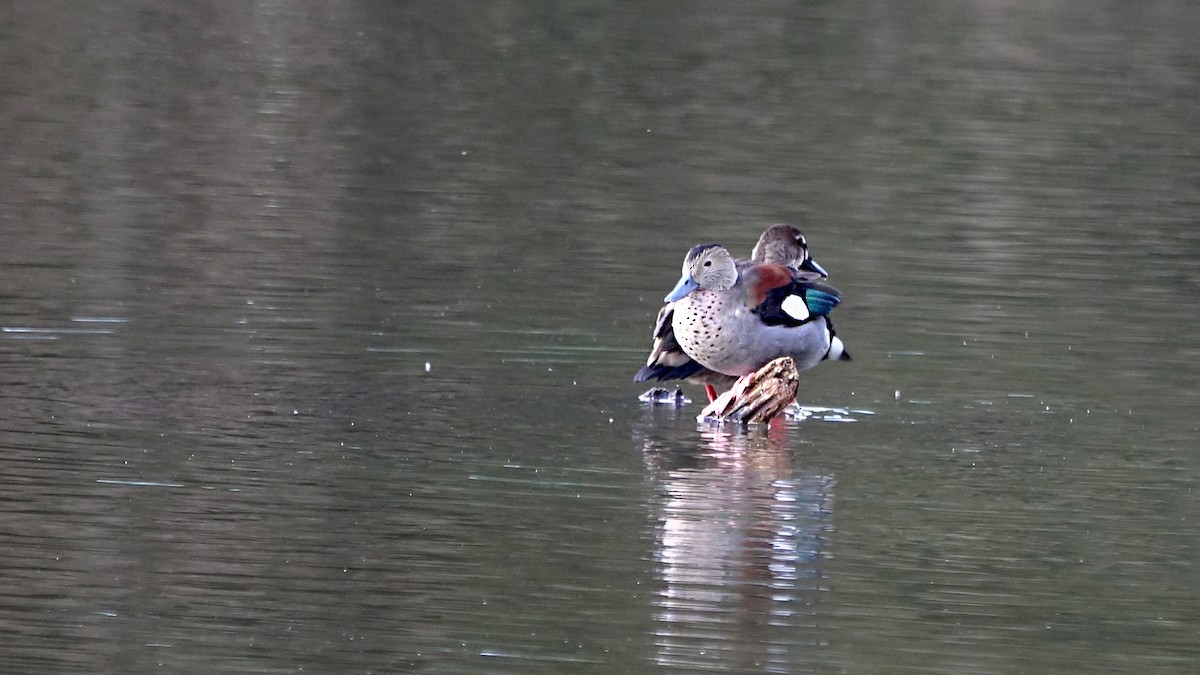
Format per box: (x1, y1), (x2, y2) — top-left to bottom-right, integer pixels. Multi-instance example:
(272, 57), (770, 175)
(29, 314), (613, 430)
(698, 357), (799, 424)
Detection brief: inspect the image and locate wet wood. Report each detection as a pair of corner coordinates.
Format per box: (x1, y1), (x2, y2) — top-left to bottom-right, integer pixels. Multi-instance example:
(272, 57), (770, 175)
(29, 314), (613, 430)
(698, 357), (799, 424)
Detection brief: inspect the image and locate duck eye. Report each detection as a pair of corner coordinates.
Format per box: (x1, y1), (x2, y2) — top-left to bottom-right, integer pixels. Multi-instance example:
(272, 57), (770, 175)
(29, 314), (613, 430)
(703, 260), (712, 267)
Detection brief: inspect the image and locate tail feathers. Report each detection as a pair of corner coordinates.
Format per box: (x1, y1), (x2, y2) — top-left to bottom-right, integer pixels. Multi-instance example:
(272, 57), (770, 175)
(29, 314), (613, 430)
(634, 361), (709, 383)
(825, 336), (851, 362)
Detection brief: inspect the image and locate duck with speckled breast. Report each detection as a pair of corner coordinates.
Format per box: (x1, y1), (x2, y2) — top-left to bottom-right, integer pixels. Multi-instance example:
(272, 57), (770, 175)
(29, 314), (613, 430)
(635, 224), (850, 403)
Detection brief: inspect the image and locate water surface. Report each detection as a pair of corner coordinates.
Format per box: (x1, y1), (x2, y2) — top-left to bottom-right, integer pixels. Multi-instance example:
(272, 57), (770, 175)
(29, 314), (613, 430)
(2, 2), (1198, 673)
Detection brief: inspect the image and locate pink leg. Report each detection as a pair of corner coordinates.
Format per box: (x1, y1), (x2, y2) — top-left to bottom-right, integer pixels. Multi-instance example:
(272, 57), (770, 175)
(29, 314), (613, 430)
(704, 384), (718, 403)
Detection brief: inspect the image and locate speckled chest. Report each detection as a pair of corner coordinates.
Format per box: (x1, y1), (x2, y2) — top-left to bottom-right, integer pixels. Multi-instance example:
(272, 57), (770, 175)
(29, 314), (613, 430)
(671, 290), (749, 375)
(671, 288), (832, 377)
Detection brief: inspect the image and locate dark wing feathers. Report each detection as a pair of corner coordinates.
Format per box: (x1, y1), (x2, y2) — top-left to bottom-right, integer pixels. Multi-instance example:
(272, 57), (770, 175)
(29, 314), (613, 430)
(753, 279), (843, 328)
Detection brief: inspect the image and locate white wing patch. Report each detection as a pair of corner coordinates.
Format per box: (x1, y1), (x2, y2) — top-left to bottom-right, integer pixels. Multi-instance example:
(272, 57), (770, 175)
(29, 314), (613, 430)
(780, 294), (810, 322)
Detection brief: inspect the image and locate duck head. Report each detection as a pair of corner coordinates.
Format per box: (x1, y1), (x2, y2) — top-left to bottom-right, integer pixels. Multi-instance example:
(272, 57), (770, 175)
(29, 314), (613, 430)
(752, 224), (828, 277)
(665, 244), (737, 302)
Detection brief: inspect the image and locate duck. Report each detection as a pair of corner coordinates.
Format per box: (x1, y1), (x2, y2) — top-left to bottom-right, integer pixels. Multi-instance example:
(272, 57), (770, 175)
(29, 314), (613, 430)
(634, 225), (821, 396)
(635, 225), (847, 402)
(655, 240), (849, 394)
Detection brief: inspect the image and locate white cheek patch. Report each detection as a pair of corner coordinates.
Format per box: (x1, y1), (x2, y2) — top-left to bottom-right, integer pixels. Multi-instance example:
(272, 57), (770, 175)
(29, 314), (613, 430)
(780, 294), (810, 322)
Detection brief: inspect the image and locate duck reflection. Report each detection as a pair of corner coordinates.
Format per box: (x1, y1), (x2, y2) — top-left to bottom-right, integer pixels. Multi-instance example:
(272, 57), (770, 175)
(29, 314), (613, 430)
(643, 424), (834, 672)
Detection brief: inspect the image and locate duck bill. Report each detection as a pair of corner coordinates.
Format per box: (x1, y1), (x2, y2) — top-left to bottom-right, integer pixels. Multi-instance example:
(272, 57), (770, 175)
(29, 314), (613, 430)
(664, 275), (699, 302)
(800, 257), (828, 278)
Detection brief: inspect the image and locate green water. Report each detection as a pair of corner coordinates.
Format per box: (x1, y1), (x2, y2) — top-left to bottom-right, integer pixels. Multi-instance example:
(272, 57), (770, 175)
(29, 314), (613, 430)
(1, 2), (1197, 673)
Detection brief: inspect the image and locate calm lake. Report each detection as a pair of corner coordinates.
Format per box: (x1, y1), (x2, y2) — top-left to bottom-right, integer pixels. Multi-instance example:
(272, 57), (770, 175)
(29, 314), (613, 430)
(2, 2), (1198, 673)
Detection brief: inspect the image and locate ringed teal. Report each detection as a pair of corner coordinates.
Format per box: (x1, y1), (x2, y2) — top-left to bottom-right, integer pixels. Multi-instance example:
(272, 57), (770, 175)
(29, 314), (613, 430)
(663, 242), (848, 380)
(635, 225), (845, 400)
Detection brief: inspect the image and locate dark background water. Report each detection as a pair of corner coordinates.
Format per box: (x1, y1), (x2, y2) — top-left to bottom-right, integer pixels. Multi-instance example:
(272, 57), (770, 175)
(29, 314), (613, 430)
(2, 2), (1198, 673)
